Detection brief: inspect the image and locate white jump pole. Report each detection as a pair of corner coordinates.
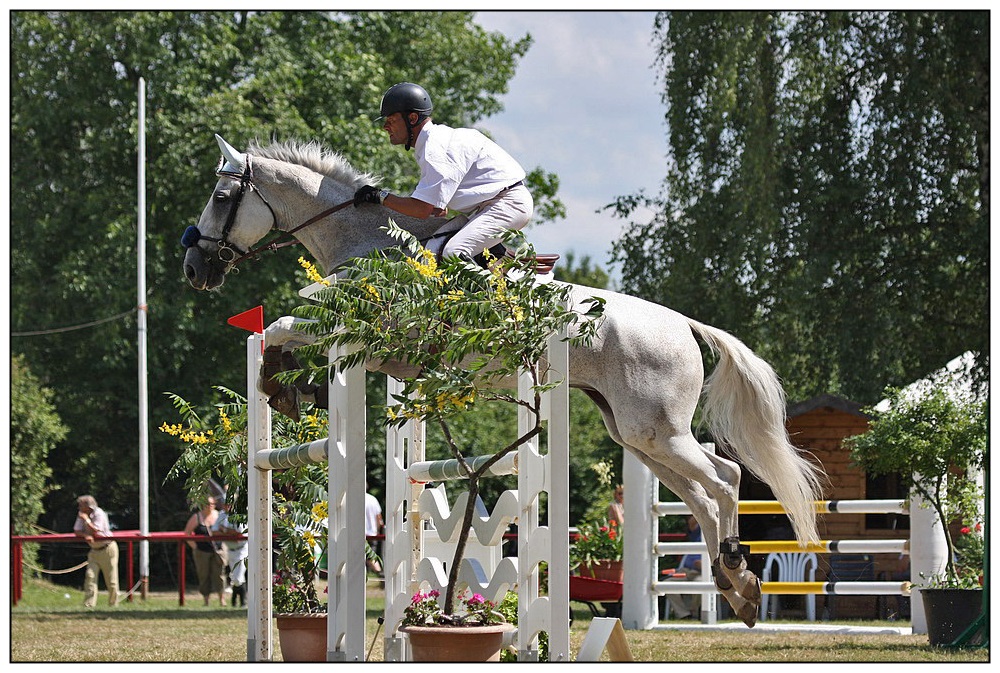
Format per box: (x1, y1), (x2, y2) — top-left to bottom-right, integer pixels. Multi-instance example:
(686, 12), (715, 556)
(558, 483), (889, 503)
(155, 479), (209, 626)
(246, 333), (273, 661)
(621, 449), (658, 629)
(325, 342), (367, 661)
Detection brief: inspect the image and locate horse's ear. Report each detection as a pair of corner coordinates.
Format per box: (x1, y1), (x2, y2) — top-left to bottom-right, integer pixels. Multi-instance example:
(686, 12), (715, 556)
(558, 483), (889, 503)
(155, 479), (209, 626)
(215, 134), (247, 175)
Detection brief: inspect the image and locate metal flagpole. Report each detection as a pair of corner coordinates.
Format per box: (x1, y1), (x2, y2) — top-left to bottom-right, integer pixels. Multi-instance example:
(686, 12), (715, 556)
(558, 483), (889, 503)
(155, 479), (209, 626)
(137, 77), (150, 598)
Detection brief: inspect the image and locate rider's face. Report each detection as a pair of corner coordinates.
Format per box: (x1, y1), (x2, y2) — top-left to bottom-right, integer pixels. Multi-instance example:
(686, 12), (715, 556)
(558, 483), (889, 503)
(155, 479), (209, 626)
(383, 112), (409, 146)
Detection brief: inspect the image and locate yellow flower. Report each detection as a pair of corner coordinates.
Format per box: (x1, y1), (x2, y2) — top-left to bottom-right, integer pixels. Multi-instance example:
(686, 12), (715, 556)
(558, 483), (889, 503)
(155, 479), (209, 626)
(219, 410), (232, 433)
(298, 256), (330, 286)
(311, 501), (328, 523)
(159, 422), (183, 436)
(302, 530), (316, 547)
(405, 247), (444, 282)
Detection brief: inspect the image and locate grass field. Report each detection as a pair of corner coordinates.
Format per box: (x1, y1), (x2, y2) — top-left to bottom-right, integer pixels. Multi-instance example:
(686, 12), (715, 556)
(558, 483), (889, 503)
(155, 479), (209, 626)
(10, 578), (989, 663)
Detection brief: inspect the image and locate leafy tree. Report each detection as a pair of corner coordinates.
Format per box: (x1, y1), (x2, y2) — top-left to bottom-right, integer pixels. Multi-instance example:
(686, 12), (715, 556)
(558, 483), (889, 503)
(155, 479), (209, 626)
(610, 11), (988, 404)
(11, 356), (67, 571)
(9, 11), (537, 550)
(554, 252), (611, 290)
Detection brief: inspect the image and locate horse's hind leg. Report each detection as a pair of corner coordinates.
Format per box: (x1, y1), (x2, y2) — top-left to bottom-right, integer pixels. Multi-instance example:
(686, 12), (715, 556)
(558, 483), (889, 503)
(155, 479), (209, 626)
(636, 441), (761, 627)
(582, 388), (761, 626)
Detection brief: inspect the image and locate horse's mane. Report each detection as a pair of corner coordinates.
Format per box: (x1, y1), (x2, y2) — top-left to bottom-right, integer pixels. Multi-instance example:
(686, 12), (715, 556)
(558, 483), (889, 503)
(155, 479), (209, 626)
(248, 139), (379, 189)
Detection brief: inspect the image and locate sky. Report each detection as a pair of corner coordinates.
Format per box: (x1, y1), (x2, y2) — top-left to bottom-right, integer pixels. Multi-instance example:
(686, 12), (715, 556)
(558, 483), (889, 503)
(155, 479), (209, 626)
(473, 11), (667, 283)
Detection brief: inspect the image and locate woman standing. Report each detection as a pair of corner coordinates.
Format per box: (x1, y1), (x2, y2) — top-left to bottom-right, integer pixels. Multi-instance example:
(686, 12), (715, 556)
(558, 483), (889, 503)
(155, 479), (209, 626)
(184, 496), (226, 606)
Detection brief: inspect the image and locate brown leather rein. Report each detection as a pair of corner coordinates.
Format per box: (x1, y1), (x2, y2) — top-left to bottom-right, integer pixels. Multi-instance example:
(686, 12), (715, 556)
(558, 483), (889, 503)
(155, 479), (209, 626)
(228, 197), (355, 268)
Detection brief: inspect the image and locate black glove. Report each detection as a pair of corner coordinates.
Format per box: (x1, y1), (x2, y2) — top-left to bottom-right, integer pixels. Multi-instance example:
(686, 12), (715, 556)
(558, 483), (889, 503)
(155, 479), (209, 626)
(354, 185), (381, 207)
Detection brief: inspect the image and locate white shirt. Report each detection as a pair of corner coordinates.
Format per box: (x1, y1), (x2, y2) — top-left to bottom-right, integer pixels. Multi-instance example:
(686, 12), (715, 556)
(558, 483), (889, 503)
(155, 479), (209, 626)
(73, 506), (113, 547)
(364, 493), (382, 537)
(411, 120), (526, 213)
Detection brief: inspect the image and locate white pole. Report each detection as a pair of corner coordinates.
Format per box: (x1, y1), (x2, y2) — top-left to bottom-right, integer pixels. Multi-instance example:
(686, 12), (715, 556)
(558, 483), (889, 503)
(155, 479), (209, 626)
(137, 77), (150, 597)
(621, 450), (658, 629)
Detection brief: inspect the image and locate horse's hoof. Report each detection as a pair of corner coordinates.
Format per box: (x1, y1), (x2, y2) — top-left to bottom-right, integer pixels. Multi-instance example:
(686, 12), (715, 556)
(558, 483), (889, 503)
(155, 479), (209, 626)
(267, 387), (300, 420)
(737, 601), (759, 628)
(742, 574), (762, 604)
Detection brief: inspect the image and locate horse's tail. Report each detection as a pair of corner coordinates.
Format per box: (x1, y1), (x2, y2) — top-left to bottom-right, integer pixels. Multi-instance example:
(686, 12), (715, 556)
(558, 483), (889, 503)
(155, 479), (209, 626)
(687, 318), (823, 545)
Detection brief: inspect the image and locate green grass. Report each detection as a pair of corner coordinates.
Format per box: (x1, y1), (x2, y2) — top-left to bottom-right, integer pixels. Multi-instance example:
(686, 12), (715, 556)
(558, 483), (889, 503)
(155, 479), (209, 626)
(11, 579), (989, 662)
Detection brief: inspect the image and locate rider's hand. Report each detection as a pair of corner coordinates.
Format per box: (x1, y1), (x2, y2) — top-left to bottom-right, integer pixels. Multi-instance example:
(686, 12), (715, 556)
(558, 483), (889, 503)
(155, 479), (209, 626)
(353, 185), (381, 207)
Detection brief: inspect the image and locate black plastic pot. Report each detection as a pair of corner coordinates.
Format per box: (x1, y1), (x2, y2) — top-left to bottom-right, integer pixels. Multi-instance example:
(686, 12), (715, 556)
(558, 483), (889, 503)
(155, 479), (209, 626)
(919, 587), (984, 646)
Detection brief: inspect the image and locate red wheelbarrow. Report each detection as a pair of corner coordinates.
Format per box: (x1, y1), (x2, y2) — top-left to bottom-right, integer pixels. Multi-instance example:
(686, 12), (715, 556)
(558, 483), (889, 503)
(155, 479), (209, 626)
(570, 573), (623, 620)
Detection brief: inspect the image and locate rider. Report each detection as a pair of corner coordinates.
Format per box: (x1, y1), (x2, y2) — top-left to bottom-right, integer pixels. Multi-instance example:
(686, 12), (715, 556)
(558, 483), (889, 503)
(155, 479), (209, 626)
(353, 82), (533, 262)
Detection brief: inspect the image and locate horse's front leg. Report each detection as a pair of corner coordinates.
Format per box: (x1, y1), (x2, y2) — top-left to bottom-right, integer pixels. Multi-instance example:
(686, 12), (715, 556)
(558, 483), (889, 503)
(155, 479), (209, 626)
(263, 315), (318, 350)
(259, 317), (323, 419)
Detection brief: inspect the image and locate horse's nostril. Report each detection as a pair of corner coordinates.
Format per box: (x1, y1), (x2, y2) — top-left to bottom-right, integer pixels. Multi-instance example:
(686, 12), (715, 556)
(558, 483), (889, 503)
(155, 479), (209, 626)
(184, 264), (197, 281)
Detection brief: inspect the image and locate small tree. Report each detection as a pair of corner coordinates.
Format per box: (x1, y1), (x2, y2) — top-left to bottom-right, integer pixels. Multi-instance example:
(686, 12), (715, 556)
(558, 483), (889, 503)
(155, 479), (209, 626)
(11, 355), (66, 571)
(285, 224), (603, 617)
(846, 381), (987, 588)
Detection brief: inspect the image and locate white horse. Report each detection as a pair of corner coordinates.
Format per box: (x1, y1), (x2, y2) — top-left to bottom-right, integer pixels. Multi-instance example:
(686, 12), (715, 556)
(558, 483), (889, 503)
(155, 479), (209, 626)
(183, 135), (824, 627)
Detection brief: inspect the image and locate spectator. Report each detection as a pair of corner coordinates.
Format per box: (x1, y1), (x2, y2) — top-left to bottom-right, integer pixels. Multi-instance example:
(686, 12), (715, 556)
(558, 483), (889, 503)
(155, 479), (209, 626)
(213, 496), (248, 607)
(73, 495), (118, 608)
(364, 483), (384, 575)
(669, 516), (702, 620)
(607, 484), (625, 527)
(183, 496), (226, 606)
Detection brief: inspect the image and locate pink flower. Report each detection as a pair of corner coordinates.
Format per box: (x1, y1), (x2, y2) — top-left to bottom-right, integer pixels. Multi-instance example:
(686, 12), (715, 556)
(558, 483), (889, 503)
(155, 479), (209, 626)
(467, 593), (485, 605)
(961, 526), (972, 535)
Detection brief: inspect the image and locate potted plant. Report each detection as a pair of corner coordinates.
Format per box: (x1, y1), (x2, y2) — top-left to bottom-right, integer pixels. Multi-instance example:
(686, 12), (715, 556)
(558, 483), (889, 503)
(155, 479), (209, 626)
(846, 380), (987, 645)
(571, 518), (624, 582)
(164, 390), (372, 661)
(570, 460), (624, 582)
(398, 589), (510, 661)
(280, 225), (603, 660)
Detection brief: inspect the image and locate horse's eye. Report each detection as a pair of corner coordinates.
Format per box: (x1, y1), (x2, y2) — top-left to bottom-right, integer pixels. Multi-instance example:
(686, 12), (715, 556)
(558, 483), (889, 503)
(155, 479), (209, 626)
(214, 190), (230, 202)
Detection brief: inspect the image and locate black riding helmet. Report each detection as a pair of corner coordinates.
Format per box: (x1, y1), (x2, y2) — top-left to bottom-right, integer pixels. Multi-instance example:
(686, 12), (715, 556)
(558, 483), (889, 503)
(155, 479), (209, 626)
(379, 82), (433, 150)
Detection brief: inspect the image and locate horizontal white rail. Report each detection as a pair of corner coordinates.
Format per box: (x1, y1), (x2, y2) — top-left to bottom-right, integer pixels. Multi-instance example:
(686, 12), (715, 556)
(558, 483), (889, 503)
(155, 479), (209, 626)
(407, 452), (518, 483)
(255, 438), (328, 469)
(655, 499), (908, 516)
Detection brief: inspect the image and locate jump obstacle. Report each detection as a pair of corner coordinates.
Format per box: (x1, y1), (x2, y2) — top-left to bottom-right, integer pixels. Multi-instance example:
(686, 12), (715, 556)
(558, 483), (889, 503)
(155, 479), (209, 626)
(243, 312), (573, 662)
(621, 452), (947, 634)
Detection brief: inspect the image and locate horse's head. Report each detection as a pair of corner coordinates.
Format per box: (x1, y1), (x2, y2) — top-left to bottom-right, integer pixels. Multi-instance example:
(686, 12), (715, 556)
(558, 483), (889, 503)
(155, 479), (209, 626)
(182, 135), (278, 290)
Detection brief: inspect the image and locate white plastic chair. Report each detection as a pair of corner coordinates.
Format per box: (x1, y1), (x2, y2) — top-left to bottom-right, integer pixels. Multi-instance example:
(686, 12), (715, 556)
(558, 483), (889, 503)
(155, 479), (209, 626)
(760, 552), (818, 621)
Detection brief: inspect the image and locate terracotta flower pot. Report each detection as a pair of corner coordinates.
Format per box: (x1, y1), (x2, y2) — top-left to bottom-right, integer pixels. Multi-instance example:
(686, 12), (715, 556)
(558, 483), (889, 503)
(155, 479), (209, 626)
(276, 613), (328, 662)
(576, 559), (624, 583)
(401, 623), (514, 662)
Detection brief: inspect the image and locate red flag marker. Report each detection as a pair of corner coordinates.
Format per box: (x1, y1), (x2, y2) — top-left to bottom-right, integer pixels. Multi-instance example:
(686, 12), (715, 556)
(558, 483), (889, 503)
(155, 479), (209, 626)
(228, 305), (264, 334)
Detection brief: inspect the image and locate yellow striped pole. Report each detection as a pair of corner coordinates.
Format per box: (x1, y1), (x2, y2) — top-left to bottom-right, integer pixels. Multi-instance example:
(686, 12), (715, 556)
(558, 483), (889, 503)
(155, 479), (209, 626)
(655, 499), (908, 516)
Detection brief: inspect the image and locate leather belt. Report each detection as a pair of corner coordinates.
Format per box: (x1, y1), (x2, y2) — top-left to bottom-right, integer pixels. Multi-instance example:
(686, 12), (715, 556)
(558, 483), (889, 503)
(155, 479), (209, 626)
(505, 180), (524, 191)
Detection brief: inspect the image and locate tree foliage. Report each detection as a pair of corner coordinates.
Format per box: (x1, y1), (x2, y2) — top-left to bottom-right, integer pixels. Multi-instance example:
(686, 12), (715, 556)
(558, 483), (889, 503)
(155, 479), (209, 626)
(610, 11), (988, 404)
(11, 356), (67, 570)
(9, 11), (541, 541)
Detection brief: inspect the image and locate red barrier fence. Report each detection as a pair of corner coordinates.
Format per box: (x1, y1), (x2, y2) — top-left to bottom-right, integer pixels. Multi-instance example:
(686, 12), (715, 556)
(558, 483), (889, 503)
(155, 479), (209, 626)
(10, 530), (245, 607)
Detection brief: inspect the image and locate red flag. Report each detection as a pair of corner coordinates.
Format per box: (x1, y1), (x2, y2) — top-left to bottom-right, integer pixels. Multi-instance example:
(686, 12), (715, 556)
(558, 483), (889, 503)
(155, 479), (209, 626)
(228, 305), (264, 334)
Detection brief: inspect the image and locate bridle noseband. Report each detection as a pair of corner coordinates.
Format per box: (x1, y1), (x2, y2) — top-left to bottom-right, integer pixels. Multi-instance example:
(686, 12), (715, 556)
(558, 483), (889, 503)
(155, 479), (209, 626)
(182, 154), (354, 272)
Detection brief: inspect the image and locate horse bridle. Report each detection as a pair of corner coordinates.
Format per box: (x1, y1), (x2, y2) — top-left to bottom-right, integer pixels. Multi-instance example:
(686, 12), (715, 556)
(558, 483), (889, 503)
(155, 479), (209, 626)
(181, 154), (354, 272)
